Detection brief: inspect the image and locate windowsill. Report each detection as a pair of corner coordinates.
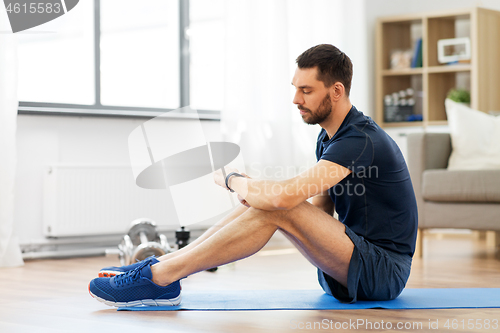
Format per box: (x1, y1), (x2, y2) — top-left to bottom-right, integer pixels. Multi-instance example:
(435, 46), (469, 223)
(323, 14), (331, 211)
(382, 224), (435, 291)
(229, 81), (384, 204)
(18, 106), (221, 121)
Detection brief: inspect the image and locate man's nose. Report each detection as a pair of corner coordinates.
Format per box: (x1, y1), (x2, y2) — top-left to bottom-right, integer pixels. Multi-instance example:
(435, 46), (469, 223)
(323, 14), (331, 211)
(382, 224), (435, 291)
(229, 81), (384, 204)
(293, 92), (303, 105)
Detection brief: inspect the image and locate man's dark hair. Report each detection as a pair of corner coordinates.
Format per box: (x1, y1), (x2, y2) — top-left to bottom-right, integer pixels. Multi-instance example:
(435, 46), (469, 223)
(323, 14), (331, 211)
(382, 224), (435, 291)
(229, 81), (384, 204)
(296, 44), (353, 96)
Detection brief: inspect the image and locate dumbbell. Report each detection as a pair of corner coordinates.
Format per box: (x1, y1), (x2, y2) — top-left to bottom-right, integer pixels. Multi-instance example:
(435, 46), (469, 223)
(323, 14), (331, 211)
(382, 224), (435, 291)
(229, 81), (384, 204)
(175, 226), (190, 249)
(175, 226), (217, 272)
(117, 218), (171, 266)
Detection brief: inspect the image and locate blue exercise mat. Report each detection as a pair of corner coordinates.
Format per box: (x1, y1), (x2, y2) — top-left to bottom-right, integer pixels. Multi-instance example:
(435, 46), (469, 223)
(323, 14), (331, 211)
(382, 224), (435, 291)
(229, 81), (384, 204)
(118, 288), (500, 311)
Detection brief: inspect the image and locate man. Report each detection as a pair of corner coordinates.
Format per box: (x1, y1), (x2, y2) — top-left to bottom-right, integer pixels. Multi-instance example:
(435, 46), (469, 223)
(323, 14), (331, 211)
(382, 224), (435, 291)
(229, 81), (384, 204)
(89, 44), (418, 306)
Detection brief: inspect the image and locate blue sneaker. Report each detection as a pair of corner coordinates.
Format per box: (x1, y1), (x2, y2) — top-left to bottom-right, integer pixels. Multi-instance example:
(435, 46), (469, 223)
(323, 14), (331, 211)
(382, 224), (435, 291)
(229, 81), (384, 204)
(98, 256), (160, 277)
(89, 261), (181, 307)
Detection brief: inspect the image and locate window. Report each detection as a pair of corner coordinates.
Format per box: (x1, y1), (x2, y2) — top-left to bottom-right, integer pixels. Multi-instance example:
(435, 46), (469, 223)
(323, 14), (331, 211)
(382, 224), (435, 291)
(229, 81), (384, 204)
(189, 0), (224, 111)
(17, 0), (95, 105)
(17, 0), (222, 119)
(100, 0), (179, 109)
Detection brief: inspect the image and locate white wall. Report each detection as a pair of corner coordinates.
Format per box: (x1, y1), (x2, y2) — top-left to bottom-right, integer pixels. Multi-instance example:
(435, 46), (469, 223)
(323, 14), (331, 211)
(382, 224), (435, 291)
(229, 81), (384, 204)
(15, 115), (222, 245)
(342, 0), (370, 117)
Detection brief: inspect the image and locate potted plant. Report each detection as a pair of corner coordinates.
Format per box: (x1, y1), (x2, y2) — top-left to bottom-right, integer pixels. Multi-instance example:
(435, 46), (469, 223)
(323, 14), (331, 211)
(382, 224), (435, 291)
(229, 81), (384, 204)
(447, 88), (471, 105)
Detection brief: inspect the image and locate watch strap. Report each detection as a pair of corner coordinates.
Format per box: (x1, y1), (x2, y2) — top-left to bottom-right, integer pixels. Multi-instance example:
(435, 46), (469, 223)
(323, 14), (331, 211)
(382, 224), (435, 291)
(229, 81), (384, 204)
(225, 172), (245, 192)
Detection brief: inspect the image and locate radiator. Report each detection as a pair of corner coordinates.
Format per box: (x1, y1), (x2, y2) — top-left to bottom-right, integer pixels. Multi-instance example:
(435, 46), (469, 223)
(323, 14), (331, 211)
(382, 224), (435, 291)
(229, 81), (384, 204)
(43, 166), (175, 237)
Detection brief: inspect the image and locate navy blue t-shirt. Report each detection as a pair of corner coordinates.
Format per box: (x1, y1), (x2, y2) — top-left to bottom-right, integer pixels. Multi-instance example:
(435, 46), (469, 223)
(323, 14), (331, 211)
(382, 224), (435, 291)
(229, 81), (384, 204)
(316, 105), (418, 256)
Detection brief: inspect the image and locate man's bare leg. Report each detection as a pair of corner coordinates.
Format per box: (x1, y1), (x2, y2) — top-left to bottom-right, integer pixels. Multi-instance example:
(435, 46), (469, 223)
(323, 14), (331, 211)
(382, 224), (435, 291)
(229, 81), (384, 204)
(151, 201), (354, 287)
(157, 205), (249, 261)
(278, 229), (319, 266)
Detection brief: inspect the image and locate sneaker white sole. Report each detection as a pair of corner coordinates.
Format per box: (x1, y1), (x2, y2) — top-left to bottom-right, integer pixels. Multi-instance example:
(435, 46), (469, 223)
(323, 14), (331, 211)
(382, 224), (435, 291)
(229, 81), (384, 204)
(89, 289), (182, 308)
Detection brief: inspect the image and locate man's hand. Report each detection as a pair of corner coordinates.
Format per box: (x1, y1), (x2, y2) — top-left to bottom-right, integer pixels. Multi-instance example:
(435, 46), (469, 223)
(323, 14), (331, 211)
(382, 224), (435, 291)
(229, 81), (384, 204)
(237, 194), (251, 207)
(236, 173), (251, 206)
(213, 167), (240, 190)
(213, 169), (252, 208)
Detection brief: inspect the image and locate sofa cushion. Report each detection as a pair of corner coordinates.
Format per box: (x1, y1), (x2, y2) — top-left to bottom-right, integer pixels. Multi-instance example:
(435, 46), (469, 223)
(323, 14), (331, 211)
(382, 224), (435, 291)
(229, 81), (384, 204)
(422, 169), (500, 202)
(445, 99), (500, 170)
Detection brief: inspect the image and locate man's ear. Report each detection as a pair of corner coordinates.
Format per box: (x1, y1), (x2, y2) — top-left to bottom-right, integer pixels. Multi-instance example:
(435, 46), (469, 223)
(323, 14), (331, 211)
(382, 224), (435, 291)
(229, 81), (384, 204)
(330, 82), (345, 101)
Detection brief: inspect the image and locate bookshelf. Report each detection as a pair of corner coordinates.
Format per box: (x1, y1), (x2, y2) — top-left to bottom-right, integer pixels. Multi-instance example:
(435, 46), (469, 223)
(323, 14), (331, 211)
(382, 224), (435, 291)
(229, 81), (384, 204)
(375, 7), (500, 127)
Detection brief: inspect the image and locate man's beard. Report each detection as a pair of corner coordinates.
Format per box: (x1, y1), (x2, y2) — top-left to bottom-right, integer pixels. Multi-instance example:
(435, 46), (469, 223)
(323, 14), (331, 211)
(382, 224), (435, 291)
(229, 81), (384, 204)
(299, 93), (332, 125)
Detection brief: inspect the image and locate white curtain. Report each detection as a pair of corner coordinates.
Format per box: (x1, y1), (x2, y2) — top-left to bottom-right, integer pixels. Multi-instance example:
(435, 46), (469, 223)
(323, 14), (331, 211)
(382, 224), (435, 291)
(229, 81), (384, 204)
(222, 0), (354, 179)
(0, 11), (24, 267)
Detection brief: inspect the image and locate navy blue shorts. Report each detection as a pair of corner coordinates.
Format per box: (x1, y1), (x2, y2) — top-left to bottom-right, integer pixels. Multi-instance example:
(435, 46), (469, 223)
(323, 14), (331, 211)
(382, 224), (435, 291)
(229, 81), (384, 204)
(317, 225), (412, 303)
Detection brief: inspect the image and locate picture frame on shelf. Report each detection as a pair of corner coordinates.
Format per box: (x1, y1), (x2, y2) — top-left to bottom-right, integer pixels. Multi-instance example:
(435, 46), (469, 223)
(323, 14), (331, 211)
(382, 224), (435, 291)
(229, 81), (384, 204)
(437, 37), (471, 64)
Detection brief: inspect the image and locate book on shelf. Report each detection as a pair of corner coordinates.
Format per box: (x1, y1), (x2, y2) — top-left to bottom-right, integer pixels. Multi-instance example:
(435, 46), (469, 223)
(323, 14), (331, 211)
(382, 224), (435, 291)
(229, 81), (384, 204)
(411, 38), (423, 68)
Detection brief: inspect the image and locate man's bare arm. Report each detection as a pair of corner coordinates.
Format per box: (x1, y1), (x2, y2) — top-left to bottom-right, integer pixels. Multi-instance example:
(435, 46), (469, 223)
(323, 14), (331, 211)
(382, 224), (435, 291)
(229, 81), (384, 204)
(311, 190), (335, 215)
(220, 159), (351, 211)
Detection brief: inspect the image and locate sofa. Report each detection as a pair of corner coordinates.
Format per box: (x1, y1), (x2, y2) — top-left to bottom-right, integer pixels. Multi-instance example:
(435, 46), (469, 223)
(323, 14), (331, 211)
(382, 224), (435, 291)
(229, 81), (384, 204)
(407, 132), (500, 257)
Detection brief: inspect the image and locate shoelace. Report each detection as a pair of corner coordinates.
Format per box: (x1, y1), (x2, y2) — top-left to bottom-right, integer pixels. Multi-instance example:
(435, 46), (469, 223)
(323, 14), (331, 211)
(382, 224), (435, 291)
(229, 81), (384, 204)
(114, 260), (150, 287)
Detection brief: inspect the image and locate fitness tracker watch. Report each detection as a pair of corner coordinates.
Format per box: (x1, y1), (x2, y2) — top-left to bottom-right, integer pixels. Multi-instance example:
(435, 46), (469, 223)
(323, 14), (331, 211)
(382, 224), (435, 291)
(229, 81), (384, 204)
(225, 172), (245, 192)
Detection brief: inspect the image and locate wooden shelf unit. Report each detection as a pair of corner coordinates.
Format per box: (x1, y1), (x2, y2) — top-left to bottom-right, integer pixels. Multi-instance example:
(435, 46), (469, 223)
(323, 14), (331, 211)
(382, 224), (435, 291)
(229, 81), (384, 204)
(375, 7), (500, 127)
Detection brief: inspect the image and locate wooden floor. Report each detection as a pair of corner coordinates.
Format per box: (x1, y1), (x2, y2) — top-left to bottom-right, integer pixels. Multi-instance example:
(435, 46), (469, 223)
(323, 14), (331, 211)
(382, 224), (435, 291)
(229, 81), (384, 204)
(1, 233), (500, 333)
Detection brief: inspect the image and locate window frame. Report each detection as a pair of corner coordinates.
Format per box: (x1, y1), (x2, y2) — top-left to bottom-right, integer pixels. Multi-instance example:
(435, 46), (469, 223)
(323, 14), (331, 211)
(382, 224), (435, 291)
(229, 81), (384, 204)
(17, 0), (220, 120)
